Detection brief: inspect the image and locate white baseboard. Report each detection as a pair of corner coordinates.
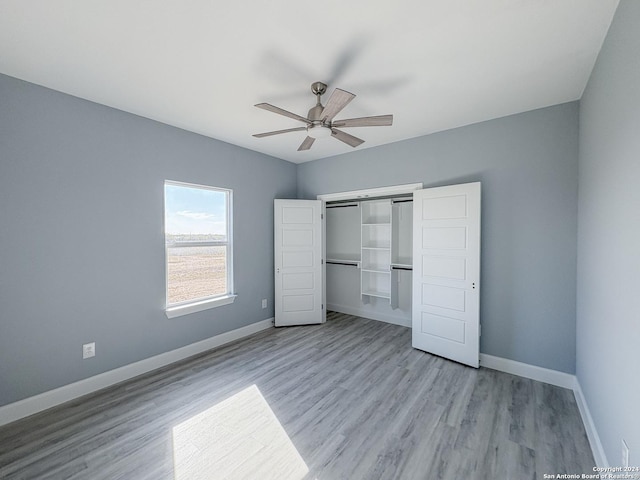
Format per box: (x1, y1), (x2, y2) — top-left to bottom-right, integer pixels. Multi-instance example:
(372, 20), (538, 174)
(479, 353), (576, 389)
(573, 379), (609, 468)
(479, 353), (608, 469)
(0, 318), (274, 427)
(1, 317), (608, 472)
(328, 303), (411, 328)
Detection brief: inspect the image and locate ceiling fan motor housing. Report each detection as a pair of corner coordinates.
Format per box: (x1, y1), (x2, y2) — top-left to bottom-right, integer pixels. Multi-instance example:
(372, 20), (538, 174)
(307, 104), (324, 122)
(307, 84), (331, 138)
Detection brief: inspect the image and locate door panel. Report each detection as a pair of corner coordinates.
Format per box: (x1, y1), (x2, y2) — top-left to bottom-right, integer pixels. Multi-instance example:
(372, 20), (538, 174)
(420, 313), (465, 344)
(282, 206), (315, 224)
(282, 273), (314, 290)
(275, 200), (323, 326)
(412, 183), (481, 367)
(282, 229), (313, 246)
(282, 294), (315, 312)
(421, 195), (468, 218)
(421, 226), (467, 249)
(421, 284), (466, 311)
(421, 256), (466, 280)
(282, 251), (313, 268)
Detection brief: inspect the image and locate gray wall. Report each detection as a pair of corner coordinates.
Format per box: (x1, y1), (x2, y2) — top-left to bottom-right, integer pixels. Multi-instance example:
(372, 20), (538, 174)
(577, 0), (640, 466)
(0, 70), (583, 408)
(298, 102), (579, 373)
(0, 74), (297, 407)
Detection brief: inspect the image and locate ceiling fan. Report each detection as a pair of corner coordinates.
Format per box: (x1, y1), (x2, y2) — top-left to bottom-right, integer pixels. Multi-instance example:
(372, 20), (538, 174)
(253, 81), (393, 151)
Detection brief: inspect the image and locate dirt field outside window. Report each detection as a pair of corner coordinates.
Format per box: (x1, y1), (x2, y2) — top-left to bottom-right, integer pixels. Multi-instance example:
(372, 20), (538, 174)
(167, 246), (227, 304)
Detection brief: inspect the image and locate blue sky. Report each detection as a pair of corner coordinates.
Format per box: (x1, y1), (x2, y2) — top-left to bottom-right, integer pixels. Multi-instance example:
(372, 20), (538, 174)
(164, 183), (227, 236)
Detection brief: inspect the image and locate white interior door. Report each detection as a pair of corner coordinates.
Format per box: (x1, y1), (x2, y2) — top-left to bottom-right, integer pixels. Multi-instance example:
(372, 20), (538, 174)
(274, 199), (323, 326)
(412, 182), (481, 367)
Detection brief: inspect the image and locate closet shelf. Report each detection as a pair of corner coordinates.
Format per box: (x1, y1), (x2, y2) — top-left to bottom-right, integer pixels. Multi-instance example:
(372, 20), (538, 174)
(327, 195), (413, 313)
(361, 267), (390, 274)
(362, 289), (391, 299)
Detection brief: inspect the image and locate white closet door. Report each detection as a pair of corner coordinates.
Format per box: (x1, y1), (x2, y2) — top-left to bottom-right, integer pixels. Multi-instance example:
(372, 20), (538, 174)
(412, 183), (481, 367)
(274, 199), (323, 326)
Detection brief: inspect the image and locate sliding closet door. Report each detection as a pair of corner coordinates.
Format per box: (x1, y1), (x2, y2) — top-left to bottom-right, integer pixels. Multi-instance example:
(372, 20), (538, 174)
(274, 199), (323, 326)
(412, 183), (481, 367)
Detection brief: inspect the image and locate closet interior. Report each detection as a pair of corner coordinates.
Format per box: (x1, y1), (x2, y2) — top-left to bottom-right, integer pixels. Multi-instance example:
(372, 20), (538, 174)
(325, 196), (414, 327)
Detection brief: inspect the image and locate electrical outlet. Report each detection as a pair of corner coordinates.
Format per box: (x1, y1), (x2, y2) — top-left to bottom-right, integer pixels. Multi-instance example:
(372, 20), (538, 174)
(261, 298), (268, 309)
(83, 342), (95, 359)
(622, 439), (629, 468)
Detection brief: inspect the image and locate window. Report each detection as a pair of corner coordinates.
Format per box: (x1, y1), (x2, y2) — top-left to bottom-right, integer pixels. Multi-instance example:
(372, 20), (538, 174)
(164, 181), (235, 317)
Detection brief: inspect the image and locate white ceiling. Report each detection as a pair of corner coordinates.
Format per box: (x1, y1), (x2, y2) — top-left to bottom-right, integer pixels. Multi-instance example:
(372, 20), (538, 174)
(0, 0), (619, 164)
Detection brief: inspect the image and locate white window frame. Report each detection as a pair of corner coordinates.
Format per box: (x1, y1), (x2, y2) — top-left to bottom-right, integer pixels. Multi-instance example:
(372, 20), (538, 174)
(164, 180), (236, 318)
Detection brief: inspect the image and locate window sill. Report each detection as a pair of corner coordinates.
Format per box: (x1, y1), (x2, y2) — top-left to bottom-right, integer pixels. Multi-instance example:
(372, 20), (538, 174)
(165, 295), (237, 319)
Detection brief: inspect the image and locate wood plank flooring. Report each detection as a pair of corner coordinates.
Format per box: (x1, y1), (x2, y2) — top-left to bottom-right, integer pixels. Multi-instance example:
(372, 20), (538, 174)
(0, 312), (595, 479)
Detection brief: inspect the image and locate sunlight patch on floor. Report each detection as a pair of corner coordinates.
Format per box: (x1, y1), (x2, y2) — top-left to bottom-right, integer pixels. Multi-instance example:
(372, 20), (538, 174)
(172, 384), (309, 480)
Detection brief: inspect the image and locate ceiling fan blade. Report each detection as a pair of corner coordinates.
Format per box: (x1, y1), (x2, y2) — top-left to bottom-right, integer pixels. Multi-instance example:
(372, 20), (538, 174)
(332, 114), (393, 128)
(331, 128), (364, 148)
(320, 88), (355, 122)
(255, 103), (311, 124)
(253, 126), (307, 138)
(297, 136), (315, 151)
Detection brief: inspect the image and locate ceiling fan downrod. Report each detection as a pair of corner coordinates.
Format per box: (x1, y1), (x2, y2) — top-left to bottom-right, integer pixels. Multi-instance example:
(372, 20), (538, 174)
(308, 81), (327, 122)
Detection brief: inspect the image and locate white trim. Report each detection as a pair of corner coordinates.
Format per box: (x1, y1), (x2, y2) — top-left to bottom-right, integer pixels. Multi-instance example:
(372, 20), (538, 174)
(479, 353), (608, 468)
(321, 201), (327, 324)
(0, 318), (273, 427)
(479, 353), (576, 389)
(0, 322), (608, 471)
(164, 180), (234, 312)
(317, 183), (423, 202)
(328, 303), (412, 328)
(573, 379), (609, 468)
(165, 294), (237, 318)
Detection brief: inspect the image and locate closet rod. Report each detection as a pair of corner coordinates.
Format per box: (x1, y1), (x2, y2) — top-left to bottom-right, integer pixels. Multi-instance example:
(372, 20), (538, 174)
(391, 265), (413, 271)
(326, 193), (413, 206)
(326, 202), (359, 209)
(392, 198), (413, 204)
(326, 261), (359, 267)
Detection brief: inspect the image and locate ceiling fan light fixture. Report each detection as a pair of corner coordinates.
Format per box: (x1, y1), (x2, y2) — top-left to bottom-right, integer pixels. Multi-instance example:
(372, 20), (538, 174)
(306, 124), (332, 139)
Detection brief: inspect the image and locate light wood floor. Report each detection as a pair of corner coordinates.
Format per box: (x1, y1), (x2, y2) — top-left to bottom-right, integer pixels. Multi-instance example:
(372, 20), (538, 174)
(0, 312), (594, 479)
